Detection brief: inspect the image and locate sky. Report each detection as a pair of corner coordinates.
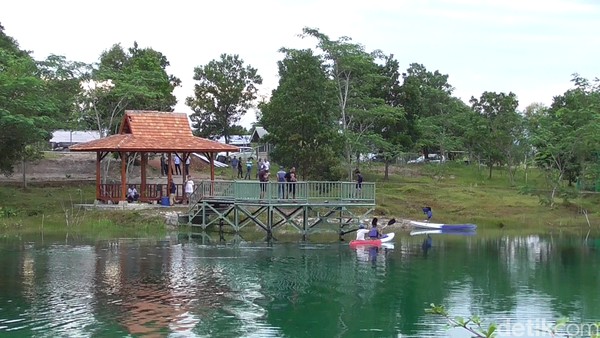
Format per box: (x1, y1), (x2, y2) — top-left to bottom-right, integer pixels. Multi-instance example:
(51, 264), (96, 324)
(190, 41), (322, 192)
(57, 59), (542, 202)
(2, 0), (599, 128)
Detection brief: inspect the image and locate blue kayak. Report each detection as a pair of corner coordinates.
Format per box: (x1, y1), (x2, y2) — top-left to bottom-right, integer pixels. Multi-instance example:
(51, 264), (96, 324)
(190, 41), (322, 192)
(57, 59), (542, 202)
(410, 221), (477, 231)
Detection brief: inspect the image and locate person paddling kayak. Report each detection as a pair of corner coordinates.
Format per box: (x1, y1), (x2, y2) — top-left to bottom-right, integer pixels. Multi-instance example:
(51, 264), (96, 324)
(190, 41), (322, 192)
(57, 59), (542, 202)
(368, 217), (381, 239)
(355, 223), (369, 241)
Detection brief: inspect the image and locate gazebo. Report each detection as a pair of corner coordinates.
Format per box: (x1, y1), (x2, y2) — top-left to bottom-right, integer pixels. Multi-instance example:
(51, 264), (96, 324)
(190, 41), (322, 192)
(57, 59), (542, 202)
(69, 110), (238, 203)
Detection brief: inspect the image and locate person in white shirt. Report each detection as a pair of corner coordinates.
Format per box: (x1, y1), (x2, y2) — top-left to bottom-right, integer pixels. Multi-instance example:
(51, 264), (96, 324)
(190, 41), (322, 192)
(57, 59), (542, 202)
(127, 185), (139, 203)
(355, 223), (369, 241)
(263, 159), (270, 172)
(184, 175), (195, 204)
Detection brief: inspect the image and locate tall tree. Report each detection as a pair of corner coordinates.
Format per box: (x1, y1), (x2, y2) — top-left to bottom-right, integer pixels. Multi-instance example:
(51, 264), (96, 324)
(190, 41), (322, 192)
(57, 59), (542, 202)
(37, 54), (90, 130)
(0, 23), (57, 177)
(186, 54), (262, 143)
(371, 54), (406, 180)
(399, 63), (456, 158)
(301, 27), (394, 178)
(260, 48), (340, 179)
(528, 75), (600, 205)
(79, 42), (180, 137)
(470, 92), (521, 180)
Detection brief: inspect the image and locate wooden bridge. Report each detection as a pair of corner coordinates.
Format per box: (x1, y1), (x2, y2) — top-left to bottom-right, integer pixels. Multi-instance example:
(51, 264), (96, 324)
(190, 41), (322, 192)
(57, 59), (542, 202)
(188, 180), (376, 240)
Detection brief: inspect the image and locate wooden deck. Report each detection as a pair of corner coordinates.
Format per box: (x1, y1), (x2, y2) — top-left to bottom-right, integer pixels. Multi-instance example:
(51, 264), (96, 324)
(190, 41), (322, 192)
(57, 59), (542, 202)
(190, 180), (376, 205)
(187, 180), (376, 240)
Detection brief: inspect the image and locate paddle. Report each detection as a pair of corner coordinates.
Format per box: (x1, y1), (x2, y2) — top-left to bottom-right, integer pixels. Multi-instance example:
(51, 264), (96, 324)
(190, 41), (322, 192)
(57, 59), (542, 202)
(380, 218), (396, 233)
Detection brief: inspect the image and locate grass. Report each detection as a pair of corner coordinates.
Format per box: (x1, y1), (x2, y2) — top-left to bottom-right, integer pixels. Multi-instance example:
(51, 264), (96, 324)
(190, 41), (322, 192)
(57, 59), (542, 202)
(0, 183), (167, 239)
(1, 161), (599, 239)
(368, 162), (600, 230)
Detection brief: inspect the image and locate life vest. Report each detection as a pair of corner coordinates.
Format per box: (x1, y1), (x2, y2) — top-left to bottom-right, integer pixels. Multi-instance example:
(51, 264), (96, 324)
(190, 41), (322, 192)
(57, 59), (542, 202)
(368, 228), (379, 239)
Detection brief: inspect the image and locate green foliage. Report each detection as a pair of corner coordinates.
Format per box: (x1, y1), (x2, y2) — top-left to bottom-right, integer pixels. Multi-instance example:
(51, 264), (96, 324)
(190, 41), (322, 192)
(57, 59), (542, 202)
(79, 42), (180, 135)
(301, 27), (401, 179)
(470, 91), (523, 181)
(37, 54), (90, 129)
(526, 75), (600, 206)
(0, 206), (18, 218)
(186, 53), (262, 142)
(426, 303), (497, 337)
(260, 48), (341, 179)
(0, 26), (59, 175)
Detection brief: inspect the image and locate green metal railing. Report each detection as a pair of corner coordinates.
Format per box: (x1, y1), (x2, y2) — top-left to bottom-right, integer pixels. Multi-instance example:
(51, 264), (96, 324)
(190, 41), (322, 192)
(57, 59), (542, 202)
(190, 180), (375, 205)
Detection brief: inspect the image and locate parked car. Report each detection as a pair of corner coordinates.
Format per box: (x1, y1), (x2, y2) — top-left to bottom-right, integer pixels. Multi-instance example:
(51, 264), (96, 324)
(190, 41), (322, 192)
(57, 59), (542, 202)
(217, 146), (255, 163)
(407, 154), (445, 164)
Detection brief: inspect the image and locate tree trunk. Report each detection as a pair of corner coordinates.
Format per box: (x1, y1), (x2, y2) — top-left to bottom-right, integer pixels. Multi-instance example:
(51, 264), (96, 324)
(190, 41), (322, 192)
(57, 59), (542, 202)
(21, 158), (27, 190)
(384, 161), (389, 181)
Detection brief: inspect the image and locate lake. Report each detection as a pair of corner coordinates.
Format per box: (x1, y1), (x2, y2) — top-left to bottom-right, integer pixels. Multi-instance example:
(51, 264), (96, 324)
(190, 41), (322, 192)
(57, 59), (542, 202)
(0, 230), (599, 337)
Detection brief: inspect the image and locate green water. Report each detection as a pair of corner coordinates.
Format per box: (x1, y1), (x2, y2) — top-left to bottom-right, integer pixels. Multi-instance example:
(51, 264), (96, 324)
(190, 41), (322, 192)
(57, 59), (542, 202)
(0, 231), (599, 337)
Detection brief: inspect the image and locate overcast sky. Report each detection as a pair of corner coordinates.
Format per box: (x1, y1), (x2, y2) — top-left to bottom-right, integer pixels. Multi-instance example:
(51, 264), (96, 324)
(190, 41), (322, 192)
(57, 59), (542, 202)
(3, 0), (599, 128)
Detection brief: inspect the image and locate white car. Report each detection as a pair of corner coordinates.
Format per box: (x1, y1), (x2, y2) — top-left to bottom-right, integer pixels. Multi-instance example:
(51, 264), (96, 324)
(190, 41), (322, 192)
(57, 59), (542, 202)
(407, 154), (445, 164)
(217, 146), (255, 163)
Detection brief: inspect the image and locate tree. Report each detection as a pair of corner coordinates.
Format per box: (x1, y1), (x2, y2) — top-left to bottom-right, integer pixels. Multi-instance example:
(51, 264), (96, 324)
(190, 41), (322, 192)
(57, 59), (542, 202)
(301, 27), (395, 179)
(399, 63), (457, 158)
(186, 54), (262, 143)
(528, 75), (600, 205)
(470, 92), (521, 181)
(0, 24), (57, 178)
(79, 42), (180, 137)
(37, 54), (90, 130)
(260, 48), (341, 179)
(369, 54), (406, 180)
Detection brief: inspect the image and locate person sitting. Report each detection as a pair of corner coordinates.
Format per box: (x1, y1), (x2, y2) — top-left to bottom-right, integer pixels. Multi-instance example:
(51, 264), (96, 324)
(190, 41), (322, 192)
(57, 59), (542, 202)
(127, 186), (139, 203)
(356, 223), (370, 241)
(368, 217), (381, 239)
(423, 207), (433, 222)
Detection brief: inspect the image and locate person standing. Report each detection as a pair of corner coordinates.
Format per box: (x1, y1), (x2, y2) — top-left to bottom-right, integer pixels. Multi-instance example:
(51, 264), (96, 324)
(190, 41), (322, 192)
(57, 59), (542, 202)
(284, 167), (297, 199)
(259, 165), (269, 199)
(256, 159), (263, 179)
(174, 156), (182, 175)
(244, 158), (253, 180)
(184, 175), (195, 204)
(185, 156), (191, 176)
(231, 156), (239, 179)
(237, 159), (243, 178)
(160, 154), (166, 177)
(277, 166), (287, 199)
(169, 180), (177, 206)
(354, 169), (363, 198)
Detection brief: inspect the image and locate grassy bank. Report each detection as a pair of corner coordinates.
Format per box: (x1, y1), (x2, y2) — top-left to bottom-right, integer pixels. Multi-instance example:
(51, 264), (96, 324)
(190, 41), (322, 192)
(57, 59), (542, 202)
(0, 182), (168, 239)
(367, 162), (599, 230)
(1, 162), (598, 239)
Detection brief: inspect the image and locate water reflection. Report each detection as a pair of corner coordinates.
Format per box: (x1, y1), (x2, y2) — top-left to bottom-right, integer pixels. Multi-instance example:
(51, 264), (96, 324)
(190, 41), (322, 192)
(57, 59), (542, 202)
(0, 232), (599, 337)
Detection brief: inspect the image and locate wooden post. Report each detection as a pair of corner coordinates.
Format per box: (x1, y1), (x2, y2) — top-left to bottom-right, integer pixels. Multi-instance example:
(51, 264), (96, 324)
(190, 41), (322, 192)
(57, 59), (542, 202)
(96, 152), (101, 201)
(120, 152), (127, 201)
(210, 152), (215, 181)
(140, 152), (147, 198)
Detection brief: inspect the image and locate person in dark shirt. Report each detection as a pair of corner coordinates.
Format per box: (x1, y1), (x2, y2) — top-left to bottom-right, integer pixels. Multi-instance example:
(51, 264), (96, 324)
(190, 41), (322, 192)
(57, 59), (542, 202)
(355, 169), (363, 198)
(368, 217), (381, 239)
(422, 206), (433, 222)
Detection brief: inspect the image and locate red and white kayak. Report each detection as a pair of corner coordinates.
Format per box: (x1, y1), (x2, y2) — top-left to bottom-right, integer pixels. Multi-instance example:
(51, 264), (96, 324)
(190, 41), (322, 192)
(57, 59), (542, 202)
(349, 232), (395, 247)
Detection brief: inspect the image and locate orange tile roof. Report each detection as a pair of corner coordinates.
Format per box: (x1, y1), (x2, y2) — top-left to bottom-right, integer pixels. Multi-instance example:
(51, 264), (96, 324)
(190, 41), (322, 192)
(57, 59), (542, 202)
(70, 111), (239, 153)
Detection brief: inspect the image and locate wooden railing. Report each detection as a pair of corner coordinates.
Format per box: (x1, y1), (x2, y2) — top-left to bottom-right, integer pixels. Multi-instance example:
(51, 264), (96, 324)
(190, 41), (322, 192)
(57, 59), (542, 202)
(98, 183), (185, 202)
(189, 180), (375, 205)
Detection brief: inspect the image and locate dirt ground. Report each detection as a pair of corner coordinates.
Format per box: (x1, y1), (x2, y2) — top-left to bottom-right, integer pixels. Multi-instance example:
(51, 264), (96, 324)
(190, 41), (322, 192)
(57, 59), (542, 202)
(0, 151), (214, 184)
